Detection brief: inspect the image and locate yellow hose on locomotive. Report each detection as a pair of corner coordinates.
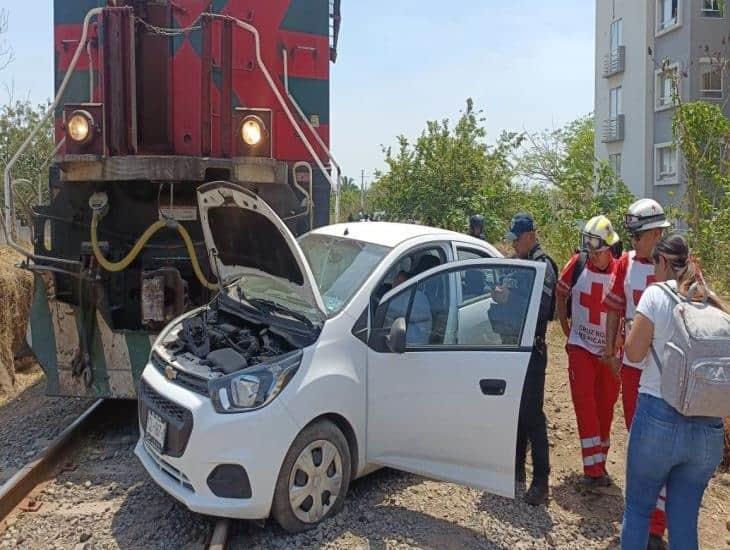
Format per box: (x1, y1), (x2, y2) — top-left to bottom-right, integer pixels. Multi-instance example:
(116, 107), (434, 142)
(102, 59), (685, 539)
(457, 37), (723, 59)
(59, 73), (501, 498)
(90, 211), (219, 291)
(175, 220), (220, 291)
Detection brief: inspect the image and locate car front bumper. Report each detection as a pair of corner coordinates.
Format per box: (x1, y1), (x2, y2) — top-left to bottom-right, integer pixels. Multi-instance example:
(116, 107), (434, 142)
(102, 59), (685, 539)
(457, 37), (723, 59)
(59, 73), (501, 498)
(134, 364), (301, 520)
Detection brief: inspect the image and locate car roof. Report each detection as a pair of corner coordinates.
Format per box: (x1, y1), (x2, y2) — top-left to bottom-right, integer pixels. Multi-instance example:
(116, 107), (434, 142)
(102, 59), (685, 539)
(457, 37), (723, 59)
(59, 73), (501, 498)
(310, 222), (500, 253)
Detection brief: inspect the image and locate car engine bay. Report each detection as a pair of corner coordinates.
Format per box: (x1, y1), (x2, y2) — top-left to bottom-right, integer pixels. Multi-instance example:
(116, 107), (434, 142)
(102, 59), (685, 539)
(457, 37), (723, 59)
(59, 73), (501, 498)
(159, 303), (296, 378)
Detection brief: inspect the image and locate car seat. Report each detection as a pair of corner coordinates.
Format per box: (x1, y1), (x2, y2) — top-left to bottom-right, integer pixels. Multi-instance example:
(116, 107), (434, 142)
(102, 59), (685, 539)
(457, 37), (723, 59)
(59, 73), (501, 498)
(412, 255), (448, 344)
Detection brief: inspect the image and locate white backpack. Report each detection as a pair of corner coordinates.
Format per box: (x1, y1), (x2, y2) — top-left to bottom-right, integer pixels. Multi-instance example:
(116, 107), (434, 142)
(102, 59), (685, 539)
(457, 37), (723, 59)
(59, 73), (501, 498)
(650, 282), (730, 417)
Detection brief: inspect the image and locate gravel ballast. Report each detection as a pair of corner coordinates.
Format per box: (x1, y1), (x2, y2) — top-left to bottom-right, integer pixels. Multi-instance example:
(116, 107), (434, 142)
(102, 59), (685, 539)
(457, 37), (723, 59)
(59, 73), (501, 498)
(1, 331), (728, 549)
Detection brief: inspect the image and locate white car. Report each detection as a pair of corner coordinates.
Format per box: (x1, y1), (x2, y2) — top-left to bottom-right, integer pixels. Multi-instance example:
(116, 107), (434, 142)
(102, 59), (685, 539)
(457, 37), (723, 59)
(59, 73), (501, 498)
(135, 182), (546, 533)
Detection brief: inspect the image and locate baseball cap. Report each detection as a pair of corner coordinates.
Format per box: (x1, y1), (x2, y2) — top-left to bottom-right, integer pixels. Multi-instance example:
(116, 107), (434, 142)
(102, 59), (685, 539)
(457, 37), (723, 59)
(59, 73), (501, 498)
(505, 213), (535, 241)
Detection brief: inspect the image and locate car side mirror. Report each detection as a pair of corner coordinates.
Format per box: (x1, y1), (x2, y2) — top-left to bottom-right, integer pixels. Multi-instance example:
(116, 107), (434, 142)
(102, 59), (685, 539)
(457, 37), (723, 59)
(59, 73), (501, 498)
(386, 317), (407, 354)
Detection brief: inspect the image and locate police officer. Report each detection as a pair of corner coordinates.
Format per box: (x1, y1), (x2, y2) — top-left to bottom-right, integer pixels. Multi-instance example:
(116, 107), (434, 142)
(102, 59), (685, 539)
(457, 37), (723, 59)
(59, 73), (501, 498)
(490, 213), (557, 505)
(468, 214), (485, 239)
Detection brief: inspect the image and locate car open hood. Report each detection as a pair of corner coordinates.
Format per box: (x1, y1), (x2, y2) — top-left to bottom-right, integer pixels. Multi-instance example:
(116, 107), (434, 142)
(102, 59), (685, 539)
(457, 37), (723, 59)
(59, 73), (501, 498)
(196, 181), (326, 318)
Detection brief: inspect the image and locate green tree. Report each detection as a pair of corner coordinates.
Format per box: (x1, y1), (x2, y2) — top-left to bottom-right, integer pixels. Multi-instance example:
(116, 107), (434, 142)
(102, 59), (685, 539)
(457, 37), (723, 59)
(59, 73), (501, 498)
(330, 175), (368, 222)
(517, 115), (634, 265)
(369, 99), (520, 240)
(340, 176), (358, 193)
(663, 61), (730, 291)
(0, 100), (56, 226)
(368, 103), (633, 263)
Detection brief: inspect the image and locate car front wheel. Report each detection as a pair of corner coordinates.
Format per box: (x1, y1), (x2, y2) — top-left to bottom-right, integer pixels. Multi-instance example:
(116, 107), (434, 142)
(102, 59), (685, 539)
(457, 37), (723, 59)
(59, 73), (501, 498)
(271, 420), (352, 533)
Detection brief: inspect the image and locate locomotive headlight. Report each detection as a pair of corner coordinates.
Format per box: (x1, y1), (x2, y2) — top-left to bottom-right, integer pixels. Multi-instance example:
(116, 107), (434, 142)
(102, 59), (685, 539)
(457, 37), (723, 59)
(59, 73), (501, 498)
(67, 111), (94, 144)
(241, 116), (264, 146)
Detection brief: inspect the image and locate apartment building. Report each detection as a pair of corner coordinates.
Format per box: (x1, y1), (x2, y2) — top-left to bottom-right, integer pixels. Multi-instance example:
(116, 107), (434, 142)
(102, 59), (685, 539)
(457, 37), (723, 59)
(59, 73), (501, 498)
(595, 0), (729, 204)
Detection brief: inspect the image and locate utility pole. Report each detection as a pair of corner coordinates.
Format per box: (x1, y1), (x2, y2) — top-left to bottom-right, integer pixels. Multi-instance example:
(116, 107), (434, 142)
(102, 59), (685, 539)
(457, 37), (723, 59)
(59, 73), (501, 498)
(360, 169), (366, 211)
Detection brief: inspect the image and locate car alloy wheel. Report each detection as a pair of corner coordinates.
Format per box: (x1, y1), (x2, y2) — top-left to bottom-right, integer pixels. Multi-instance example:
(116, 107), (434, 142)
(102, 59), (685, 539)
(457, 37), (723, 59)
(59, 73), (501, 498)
(288, 439), (343, 523)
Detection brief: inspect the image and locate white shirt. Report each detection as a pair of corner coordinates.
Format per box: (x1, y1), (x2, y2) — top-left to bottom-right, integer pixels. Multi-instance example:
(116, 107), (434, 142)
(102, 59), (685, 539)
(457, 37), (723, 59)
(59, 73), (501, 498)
(635, 280), (678, 399)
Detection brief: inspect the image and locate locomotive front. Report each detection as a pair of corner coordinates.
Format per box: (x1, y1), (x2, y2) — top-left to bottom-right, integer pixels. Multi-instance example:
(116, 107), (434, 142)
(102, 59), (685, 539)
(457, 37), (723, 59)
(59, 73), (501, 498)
(7, 0), (342, 398)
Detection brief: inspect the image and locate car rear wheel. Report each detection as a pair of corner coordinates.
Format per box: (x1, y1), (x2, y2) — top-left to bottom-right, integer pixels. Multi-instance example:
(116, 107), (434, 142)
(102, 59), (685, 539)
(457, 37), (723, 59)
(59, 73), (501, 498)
(271, 420), (352, 533)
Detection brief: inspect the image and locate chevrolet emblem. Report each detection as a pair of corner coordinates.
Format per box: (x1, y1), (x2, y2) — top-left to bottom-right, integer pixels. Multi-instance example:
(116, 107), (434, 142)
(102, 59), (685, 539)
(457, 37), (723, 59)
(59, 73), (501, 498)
(164, 365), (177, 381)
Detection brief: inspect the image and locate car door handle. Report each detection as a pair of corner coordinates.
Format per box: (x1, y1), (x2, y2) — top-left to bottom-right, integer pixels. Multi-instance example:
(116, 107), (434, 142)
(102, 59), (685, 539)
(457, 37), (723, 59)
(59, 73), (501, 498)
(479, 379), (506, 396)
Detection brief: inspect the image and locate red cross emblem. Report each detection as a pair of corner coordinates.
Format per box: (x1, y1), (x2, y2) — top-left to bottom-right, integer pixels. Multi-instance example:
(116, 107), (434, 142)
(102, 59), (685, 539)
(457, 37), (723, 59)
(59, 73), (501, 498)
(580, 282), (608, 325)
(632, 275), (657, 306)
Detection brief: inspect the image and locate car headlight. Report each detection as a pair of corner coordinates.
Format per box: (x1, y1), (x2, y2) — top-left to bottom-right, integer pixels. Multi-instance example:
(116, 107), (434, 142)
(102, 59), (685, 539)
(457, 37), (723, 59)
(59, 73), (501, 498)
(209, 350), (302, 413)
(67, 110), (94, 144)
(241, 116), (264, 146)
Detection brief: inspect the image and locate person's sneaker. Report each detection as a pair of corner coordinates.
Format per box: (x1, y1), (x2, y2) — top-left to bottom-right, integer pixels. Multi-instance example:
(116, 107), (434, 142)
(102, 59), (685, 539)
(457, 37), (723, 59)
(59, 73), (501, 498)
(594, 473), (612, 487)
(647, 534), (667, 550)
(581, 474), (612, 488)
(580, 475), (596, 487)
(524, 480), (549, 506)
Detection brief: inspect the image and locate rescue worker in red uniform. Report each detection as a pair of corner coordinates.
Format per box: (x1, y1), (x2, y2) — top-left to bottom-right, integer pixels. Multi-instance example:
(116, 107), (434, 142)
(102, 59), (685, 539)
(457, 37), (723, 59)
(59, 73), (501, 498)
(603, 199), (671, 550)
(556, 215), (621, 487)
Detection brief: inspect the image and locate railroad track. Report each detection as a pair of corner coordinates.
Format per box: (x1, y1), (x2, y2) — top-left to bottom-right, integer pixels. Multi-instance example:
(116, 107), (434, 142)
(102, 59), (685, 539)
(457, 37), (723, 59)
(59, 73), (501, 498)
(209, 519), (230, 550)
(0, 398), (233, 549)
(0, 399), (104, 523)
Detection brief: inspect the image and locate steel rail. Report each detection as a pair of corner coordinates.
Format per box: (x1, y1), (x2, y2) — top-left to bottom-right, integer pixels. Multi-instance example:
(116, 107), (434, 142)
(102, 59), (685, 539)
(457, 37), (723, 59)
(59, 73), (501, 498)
(0, 399), (104, 522)
(208, 518), (230, 550)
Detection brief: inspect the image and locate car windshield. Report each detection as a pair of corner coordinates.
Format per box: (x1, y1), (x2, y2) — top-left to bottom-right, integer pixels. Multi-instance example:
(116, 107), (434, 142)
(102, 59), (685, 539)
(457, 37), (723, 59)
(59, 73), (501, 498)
(298, 233), (391, 316)
(232, 274), (325, 326)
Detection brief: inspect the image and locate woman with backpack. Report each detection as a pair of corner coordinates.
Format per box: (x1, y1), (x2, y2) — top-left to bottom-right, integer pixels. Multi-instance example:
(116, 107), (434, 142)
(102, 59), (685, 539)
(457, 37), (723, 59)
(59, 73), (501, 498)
(621, 233), (728, 549)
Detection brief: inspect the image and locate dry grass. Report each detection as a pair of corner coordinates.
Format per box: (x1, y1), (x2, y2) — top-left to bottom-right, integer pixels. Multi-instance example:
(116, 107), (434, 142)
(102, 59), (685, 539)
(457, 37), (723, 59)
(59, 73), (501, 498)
(0, 246), (33, 395)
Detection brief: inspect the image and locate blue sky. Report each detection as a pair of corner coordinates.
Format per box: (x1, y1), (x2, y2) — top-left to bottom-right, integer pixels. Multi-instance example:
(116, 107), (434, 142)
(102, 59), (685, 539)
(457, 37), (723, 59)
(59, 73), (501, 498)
(1, 1), (595, 184)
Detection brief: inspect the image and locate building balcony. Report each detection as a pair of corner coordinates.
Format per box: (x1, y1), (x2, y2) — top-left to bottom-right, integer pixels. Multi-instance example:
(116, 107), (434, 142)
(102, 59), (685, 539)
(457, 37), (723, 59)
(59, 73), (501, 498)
(602, 115), (625, 143)
(603, 46), (626, 77)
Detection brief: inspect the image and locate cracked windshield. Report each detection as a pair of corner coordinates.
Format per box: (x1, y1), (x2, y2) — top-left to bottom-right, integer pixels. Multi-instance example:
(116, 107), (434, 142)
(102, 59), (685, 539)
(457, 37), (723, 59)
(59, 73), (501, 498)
(299, 233), (391, 315)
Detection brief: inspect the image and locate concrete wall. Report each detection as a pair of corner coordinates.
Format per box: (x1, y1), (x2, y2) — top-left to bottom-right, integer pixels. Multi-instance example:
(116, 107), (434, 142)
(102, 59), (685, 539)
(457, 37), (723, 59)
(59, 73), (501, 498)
(595, 0), (652, 199)
(651, 0), (693, 204)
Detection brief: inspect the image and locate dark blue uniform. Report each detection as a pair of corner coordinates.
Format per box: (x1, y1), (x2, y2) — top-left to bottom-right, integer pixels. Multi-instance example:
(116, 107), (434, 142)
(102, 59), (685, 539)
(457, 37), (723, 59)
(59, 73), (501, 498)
(489, 244), (556, 484)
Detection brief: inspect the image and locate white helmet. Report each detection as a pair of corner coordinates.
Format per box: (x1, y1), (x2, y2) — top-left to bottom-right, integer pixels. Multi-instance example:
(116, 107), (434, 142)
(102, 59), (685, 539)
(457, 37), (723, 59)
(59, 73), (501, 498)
(624, 199), (671, 233)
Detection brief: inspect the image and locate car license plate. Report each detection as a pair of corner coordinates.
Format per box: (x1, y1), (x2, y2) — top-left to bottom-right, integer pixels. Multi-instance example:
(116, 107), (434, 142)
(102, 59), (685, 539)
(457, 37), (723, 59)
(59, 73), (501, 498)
(146, 410), (167, 451)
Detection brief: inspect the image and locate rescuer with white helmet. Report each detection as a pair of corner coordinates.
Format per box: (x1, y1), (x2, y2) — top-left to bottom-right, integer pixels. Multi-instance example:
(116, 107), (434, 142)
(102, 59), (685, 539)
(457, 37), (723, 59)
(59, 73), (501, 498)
(603, 198), (671, 549)
(623, 198), (673, 234)
(556, 215), (621, 488)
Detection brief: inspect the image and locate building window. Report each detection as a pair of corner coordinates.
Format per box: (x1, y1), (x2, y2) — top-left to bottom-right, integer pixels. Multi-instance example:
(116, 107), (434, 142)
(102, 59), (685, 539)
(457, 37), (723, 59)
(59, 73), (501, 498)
(700, 61), (723, 100)
(610, 19), (623, 52)
(655, 143), (678, 184)
(609, 86), (623, 118)
(609, 154), (622, 177)
(655, 64), (678, 110)
(701, 0), (724, 17)
(657, 0), (680, 32)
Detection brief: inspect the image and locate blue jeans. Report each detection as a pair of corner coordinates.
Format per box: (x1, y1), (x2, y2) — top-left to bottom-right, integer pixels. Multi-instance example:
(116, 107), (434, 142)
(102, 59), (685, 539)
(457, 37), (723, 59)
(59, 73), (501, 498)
(621, 394), (724, 549)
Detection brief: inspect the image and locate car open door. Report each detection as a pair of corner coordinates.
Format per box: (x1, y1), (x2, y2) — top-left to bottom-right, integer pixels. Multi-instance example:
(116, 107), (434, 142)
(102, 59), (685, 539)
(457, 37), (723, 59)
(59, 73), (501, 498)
(366, 259), (546, 498)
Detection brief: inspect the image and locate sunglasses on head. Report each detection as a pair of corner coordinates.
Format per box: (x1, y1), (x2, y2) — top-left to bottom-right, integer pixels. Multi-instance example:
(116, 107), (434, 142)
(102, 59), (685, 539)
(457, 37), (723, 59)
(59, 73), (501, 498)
(624, 213), (666, 232)
(581, 232), (609, 252)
